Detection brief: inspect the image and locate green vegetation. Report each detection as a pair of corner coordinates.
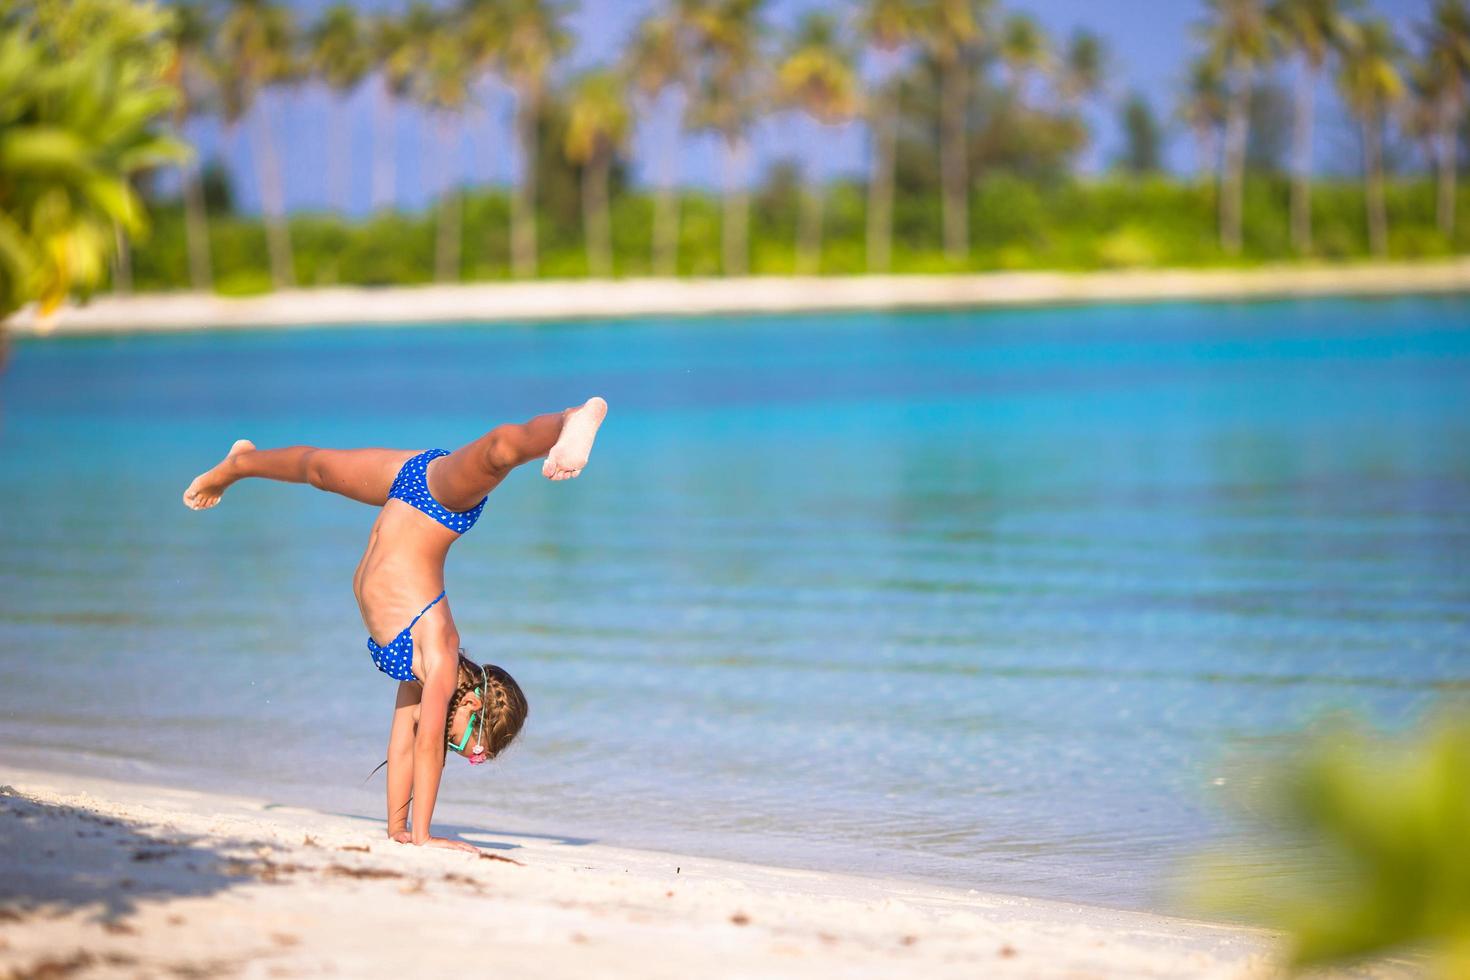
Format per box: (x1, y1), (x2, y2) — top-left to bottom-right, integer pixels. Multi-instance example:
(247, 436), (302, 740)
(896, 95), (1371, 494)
(124, 175), (1469, 293)
(5, 0), (1470, 303)
(112, 0), (1470, 291)
(0, 0), (182, 319)
(1193, 712), (1470, 977)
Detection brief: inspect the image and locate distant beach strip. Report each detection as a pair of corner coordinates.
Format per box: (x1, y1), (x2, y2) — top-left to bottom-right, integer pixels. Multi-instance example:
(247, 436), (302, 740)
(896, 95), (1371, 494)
(9, 260), (1470, 336)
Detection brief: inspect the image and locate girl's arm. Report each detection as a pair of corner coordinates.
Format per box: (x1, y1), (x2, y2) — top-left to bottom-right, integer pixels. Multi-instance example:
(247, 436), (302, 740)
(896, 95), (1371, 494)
(385, 682), (419, 842)
(409, 643), (474, 851)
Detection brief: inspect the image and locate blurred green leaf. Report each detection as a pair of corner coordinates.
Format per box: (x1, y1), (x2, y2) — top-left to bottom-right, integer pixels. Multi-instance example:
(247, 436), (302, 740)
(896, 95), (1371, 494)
(0, 0), (178, 318)
(1193, 711), (1470, 977)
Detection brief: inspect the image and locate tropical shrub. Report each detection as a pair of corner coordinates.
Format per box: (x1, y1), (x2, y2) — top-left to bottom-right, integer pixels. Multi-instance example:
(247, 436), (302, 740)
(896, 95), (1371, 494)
(0, 0), (183, 320)
(1192, 711), (1470, 977)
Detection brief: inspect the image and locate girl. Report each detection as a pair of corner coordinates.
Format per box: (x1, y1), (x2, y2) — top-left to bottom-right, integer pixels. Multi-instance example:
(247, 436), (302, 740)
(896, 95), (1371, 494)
(182, 397), (608, 852)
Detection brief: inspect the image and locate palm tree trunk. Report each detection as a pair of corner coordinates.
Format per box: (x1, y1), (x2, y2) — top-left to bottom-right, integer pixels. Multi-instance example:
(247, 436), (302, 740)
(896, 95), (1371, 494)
(722, 134), (749, 276)
(511, 85), (540, 278)
(466, 98), (500, 273)
(111, 222), (132, 295)
(583, 150), (613, 278)
(1437, 98), (1458, 240)
(652, 121), (680, 277)
(938, 56), (969, 262)
(1194, 125), (1219, 186)
(1290, 60), (1315, 254)
(329, 93), (351, 214)
(372, 80), (396, 211)
(1220, 61), (1250, 255)
(180, 155), (213, 291)
(434, 118), (462, 283)
(1363, 114), (1387, 257)
(796, 170), (823, 275)
(253, 93), (295, 289)
(866, 87), (896, 273)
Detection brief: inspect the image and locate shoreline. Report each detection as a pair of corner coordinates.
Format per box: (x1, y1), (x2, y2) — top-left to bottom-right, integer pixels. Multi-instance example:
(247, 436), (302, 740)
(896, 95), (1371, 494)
(0, 763), (1296, 979)
(7, 260), (1470, 336)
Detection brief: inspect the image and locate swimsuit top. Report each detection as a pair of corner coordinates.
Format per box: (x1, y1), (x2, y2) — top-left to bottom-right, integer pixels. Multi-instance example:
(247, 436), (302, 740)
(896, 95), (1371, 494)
(388, 449), (486, 534)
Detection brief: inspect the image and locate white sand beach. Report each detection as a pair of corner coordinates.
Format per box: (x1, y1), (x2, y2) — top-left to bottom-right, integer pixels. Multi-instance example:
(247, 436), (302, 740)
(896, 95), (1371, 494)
(7, 260), (1470, 336)
(0, 765), (1424, 979)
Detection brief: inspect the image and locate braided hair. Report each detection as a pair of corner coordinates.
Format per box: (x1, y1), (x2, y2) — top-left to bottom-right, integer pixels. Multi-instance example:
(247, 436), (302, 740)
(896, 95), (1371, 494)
(443, 651), (528, 762)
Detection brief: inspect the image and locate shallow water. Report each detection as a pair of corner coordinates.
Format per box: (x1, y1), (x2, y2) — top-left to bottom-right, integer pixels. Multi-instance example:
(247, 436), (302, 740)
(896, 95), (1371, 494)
(1, 297), (1467, 911)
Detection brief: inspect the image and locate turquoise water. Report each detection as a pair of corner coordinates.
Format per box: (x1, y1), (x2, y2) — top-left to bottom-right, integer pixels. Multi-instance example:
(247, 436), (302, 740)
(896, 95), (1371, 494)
(1, 297), (1467, 912)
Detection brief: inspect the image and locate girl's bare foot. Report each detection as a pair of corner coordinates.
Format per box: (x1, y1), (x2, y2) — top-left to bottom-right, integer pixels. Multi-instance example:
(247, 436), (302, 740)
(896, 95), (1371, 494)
(542, 397), (607, 481)
(183, 439), (255, 510)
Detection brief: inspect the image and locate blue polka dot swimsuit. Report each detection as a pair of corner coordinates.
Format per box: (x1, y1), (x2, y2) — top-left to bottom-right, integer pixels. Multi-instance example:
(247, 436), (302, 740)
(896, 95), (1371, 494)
(366, 449), (487, 682)
(367, 592), (444, 682)
(387, 449), (486, 534)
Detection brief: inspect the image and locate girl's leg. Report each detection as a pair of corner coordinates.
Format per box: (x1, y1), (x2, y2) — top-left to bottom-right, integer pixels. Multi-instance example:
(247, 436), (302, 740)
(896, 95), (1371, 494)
(183, 441), (415, 510)
(427, 396), (607, 511)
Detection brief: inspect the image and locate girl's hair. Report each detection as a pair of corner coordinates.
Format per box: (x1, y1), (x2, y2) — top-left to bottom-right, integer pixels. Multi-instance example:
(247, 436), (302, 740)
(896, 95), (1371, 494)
(444, 651), (528, 761)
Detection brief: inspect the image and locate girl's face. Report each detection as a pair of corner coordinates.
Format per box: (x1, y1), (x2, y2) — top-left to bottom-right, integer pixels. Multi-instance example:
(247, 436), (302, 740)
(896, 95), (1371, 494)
(448, 691), (490, 764)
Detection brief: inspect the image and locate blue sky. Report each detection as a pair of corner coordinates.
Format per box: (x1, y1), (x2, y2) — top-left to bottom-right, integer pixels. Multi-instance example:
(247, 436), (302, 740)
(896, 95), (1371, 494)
(190, 0), (1427, 217)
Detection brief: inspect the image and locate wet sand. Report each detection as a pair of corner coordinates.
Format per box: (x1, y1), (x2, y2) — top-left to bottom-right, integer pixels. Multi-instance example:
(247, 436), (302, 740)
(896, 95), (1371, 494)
(7, 260), (1470, 336)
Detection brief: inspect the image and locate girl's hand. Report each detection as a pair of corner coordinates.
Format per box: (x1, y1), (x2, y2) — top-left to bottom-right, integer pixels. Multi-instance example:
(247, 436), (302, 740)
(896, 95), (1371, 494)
(388, 829), (413, 844)
(416, 836), (479, 854)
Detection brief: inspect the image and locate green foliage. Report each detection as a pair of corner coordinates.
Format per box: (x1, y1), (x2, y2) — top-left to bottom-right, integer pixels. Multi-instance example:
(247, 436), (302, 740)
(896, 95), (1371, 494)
(1191, 711), (1470, 977)
(308, 3), (370, 95)
(0, 0), (184, 318)
(214, 0), (299, 124)
(564, 69), (632, 165)
(775, 11), (860, 125)
(124, 173), (1469, 289)
(1118, 93), (1163, 175)
(26, 0), (1459, 306)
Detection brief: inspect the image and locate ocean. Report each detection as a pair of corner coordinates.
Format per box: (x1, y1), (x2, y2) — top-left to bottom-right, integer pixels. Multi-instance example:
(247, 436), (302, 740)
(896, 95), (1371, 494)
(1, 295), (1466, 912)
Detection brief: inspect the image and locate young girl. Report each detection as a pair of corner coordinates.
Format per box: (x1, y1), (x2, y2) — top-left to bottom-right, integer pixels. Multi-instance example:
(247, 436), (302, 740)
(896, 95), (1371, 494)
(182, 397), (608, 852)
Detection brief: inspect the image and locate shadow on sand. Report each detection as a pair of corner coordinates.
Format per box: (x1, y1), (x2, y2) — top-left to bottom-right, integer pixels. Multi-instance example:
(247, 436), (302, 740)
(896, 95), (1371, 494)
(0, 789), (253, 922)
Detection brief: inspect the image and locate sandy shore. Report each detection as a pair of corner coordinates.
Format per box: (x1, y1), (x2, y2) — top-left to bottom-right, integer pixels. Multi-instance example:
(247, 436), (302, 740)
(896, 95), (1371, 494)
(6, 260), (1470, 336)
(0, 765), (1279, 979)
(0, 766), (1424, 979)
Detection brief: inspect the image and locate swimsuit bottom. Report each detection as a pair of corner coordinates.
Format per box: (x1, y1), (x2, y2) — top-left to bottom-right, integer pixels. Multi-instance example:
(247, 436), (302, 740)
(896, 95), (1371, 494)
(388, 449), (486, 534)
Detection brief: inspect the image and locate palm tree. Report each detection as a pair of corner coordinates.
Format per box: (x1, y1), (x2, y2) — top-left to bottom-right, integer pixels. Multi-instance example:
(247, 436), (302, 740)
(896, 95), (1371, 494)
(369, 12), (412, 211)
(164, 0), (216, 292)
(686, 0), (768, 277)
(216, 0), (299, 289)
(459, 0), (507, 269)
(404, 7), (472, 283)
(1180, 55), (1230, 184)
(1268, 0), (1359, 253)
(393, 8), (442, 142)
(999, 12), (1049, 105)
(915, 0), (990, 263)
(1420, 0), (1470, 240)
(775, 12), (859, 275)
(1057, 29), (1106, 107)
(1199, 0), (1275, 255)
(309, 4), (371, 215)
(858, 0), (920, 274)
(626, 12), (690, 276)
(487, 0), (573, 279)
(565, 69), (633, 277)
(1338, 18), (1405, 256)
(0, 1), (184, 322)
(1401, 59), (1445, 171)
